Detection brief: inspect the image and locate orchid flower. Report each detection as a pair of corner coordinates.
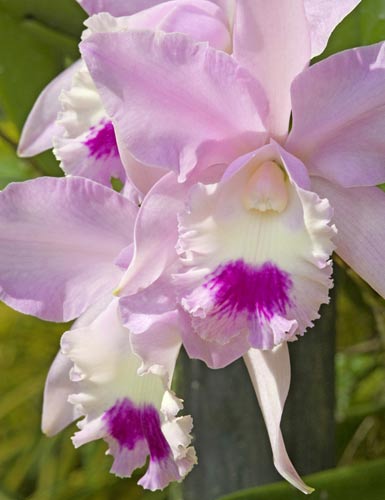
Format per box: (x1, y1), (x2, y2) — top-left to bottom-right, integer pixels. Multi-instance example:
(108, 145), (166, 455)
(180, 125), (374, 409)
(74, 0), (385, 491)
(0, 0), (235, 492)
(1, 0), (382, 495)
(0, 174), (196, 490)
(17, 0), (231, 198)
(77, 0), (385, 339)
(56, 298), (194, 491)
(18, 0), (359, 189)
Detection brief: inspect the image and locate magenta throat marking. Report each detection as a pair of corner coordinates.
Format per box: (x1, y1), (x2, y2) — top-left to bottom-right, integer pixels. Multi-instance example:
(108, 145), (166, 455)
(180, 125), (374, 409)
(83, 119), (119, 160)
(205, 259), (292, 321)
(103, 398), (171, 462)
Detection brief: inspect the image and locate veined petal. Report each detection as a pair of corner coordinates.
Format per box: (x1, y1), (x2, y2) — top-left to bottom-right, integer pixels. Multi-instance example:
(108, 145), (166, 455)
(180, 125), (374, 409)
(81, 30), (268, 180)
(287, 42), (385, 188)
(312, 177), (385, 299)
(119, 273), (177, 335)
(127, 308), (182, 384)
(62, 299), (195, 491)
(78, 0), (170, 16)
(79, 0), (232, 26)
(232, 0), (310, 138)
(180, 308), (250, 368)
(79, 1), (232, 192)
(0, 177), (137, 321)
(244, 345), (314, 494)
(114, 137), (167, 198)
(175, 144), (335, 366)
(70, 1), (230, 192)
(119, 261), (182, 378)
(18, 60), (82, 157)
(304, 0), (361, 57)
(116, 173), (187, 297)
(119, 263), (246, 370)
(84, 1), (231, 52)
(54, 62), (126, 187)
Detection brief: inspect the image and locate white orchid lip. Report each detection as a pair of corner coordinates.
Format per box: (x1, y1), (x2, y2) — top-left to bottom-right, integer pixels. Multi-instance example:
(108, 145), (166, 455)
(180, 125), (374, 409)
(53, 63), (125, 187)
(60, 299), (195, 491)
(243, 160), (289, 213)
(176, 144), (336, 361)
(182, 258), (296, 350)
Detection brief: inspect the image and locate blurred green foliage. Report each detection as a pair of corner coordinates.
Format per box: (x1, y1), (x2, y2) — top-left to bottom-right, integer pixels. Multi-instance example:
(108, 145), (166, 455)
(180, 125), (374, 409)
(0, 0), (384, 499)
(219, 458), (385, 500)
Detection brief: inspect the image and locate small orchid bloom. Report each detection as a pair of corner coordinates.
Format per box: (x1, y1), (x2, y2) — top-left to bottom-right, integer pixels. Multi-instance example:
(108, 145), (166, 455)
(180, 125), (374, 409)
(175, 143), (335, 368)
(18, 0), (232, 198)
(18, 0), (358, 190)
(0, 174), (196, 490)
(57, 298), (195, 491)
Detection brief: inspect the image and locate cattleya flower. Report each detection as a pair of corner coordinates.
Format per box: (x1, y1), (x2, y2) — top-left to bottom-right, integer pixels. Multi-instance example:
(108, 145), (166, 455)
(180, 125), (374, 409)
(2, 0), (385, 494)
(58, 299), (195, 490)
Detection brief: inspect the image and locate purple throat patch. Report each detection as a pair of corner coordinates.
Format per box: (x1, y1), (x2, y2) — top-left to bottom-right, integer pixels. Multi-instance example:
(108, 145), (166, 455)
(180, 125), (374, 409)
(103, 398), (171, 462)
(84, 119), (119, 160)
(206, 259), (292, 321)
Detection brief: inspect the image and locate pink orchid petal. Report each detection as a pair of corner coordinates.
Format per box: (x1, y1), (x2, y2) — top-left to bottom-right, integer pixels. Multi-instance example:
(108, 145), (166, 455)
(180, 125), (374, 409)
(116, 173), (187, 297)
(78, 0), (231, 19)
(312, 177), (385, 299)
(180, 309), (250, 368)
(232, 0), (310, 138)
(128, 309), (182, 384)
(287, 42), (385, 188)
(78, 0), (170, 16)
(150, 0), (230, 52)
(81, 30), (268, 180)
(119, 274), (177, 334)
(0, 177), (137, 322)
(244, 345), (314, 494)
(114, 133), (167, 198)
(84, 1), (231, 52)
(272, 141), (311, 190)
(304, 0), (361, 57)
(18, 60), (82, 157)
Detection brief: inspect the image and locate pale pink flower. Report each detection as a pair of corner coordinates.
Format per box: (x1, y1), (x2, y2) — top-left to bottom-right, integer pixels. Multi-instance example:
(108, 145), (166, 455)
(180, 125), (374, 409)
(1, 0), (379, 494)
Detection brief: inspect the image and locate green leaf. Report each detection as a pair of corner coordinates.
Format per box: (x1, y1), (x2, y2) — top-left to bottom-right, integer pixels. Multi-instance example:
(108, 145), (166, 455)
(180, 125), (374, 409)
(218, 458), (385, 500)
(0, 7), (79, 131)
(0, 0), (86, 39)
(317, 0), (385, 60)
(359, 0), (385, 46)
(0, 137), (39, 188)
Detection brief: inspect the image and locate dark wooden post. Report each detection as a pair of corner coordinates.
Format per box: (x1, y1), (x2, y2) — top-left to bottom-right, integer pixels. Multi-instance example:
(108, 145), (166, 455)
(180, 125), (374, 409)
(177, 292), (336, 500)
